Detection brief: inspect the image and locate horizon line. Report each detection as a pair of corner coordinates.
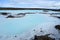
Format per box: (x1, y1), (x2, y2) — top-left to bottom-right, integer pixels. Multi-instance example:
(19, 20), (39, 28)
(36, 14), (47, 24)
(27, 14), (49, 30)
(0, 7), (60, 11)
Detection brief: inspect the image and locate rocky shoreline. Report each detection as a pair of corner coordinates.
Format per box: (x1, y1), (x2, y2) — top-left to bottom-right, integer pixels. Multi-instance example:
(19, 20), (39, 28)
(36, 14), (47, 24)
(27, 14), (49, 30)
(31, 24), (60, 40)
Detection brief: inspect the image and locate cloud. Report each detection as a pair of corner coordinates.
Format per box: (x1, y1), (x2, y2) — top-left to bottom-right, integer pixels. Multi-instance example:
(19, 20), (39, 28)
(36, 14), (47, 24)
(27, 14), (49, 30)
(0, 3), (15, 7)
(54, 2), (60, 6)
(0, 0), (60, 8)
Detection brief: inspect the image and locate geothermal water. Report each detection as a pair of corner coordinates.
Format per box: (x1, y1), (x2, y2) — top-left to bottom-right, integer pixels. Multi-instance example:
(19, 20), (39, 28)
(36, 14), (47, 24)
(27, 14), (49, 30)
(0, 10), (60, 40)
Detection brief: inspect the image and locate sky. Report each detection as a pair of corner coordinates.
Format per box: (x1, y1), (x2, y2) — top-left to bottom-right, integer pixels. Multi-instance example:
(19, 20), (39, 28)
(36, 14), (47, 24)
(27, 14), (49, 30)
(0, 0), (60, 8)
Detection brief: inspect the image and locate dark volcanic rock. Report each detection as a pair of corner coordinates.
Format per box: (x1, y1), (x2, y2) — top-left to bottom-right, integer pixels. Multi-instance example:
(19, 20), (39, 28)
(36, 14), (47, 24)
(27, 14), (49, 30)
(17, 13), (26, 15)
(14, 35), (17, 37)
(55, 25), (60, 30)
(56, 17), (60, 19)
(6, 15), (15, 18)
(33, 34), (55, 40)
(0, 12), (10, 15)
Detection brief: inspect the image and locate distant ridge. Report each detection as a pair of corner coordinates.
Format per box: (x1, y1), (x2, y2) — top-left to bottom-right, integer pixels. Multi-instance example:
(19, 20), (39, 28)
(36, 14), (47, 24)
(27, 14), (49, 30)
(0, 7), (60, 11)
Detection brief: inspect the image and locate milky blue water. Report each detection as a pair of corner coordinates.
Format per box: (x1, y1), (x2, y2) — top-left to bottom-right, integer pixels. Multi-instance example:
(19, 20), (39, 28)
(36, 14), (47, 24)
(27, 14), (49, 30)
(0, 10), (60, 40)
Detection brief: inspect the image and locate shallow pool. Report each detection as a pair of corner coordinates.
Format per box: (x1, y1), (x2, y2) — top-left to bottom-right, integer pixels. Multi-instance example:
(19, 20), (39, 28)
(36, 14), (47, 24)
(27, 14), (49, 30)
(0, 10), (60, 40)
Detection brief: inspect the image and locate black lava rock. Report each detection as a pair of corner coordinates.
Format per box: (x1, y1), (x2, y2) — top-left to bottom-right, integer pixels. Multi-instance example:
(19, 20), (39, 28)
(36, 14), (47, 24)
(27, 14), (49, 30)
(6, 15), (15, 18)
(17, 13), (25, 15)
(55, 25), (60, 30)
(33, 34), (55, 40)
(0, 12), (10, 15)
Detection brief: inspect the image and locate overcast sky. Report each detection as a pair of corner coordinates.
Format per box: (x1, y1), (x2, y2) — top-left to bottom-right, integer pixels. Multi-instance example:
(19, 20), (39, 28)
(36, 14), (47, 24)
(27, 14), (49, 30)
(0, 0), (60, 8)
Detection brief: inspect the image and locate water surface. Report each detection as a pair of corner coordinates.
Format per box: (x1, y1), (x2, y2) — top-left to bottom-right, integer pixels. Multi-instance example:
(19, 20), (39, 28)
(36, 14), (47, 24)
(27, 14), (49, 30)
(0, 10), (60, 40)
